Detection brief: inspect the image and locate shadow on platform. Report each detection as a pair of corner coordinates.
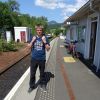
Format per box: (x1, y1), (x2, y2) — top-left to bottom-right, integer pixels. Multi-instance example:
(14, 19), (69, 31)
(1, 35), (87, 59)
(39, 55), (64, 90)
(35, 71), (55, 88)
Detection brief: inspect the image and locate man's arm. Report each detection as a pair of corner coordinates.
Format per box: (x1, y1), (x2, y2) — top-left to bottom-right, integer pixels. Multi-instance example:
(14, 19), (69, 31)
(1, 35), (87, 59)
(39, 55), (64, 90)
(27, 36), (36, 49)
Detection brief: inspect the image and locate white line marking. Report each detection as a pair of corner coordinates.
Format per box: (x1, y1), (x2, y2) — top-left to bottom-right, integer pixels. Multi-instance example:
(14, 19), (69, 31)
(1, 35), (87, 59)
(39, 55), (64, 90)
(4, 67), (30, 100)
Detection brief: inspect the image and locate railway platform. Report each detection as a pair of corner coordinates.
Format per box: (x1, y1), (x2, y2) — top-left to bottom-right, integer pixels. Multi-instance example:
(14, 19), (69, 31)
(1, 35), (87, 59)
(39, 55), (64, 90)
(4, 38), (100, 100)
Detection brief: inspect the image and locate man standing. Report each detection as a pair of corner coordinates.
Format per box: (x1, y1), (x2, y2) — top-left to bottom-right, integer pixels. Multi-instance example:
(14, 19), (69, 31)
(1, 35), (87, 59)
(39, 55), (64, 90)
(27, 24), (50, 92)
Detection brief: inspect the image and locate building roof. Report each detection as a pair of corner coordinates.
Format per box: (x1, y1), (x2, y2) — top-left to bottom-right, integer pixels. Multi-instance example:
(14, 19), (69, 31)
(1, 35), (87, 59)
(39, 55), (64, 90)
(64, 0), (100, 23)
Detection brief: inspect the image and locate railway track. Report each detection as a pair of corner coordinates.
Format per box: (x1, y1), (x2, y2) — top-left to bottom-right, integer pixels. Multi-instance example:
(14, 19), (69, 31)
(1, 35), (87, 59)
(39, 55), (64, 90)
(0, 54), (31, 100)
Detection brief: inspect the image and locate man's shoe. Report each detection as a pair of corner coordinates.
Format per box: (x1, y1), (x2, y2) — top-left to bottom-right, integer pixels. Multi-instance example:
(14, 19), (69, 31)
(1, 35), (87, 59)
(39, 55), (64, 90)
(28, 86), (35, 93)
(28, 87), (33, 93)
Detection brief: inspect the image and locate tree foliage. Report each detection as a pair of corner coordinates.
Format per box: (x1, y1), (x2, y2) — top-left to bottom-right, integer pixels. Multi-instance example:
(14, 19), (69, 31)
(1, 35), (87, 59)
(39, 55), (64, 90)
(7, 0), (19, 12)
(0, 0), (48, 38)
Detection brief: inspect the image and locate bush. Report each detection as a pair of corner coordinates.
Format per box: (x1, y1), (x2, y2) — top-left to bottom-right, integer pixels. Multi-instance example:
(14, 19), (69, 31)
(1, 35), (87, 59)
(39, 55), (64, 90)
(0, 39), (17, 52)
(4, 43), (17, 51)
(0, 39), (3, 52)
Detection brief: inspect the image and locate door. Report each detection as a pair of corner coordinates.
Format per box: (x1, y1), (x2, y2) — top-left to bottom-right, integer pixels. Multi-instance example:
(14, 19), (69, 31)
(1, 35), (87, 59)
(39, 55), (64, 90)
(20, 31), (26, 42)
(89, 21), (97, 62)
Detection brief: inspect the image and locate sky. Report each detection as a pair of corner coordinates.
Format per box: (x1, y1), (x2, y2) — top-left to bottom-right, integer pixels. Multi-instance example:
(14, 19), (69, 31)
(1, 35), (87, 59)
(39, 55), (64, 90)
(1, 0), (89, 23)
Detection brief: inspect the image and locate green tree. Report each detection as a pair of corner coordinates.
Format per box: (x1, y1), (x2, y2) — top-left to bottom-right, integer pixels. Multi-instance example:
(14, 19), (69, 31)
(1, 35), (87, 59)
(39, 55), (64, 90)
(18, 15), (48, 35)
(0, 1), (48, 38)
(0, 2), (12, 34)
(7, 0), (19, 12)
(54, 28), (62, 36)
(34, 16), (48, 33)
(0, 1), (20, 39)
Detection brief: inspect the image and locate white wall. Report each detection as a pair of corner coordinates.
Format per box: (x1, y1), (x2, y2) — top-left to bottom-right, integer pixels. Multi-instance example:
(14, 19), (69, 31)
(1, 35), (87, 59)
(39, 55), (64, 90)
(84, 17), (91, 59)
(71, 25), (77, 41)
(66, 25), (77, 43)
(93, 12), (100, 70)
(14, 27), (28, 42)
(66, 29), (70, 43)
(66, 18), (87, 55)
(77, 17), (87, 55)
(6, 31), (12, 42)
(26, 28), (28, 42)
(84, 12), (100, 70)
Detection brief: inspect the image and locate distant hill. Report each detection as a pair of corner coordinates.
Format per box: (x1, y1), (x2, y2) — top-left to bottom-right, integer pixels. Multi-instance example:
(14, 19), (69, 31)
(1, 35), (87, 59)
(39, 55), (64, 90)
(48, 21), (58, 25)
(48, 21), (62, 29)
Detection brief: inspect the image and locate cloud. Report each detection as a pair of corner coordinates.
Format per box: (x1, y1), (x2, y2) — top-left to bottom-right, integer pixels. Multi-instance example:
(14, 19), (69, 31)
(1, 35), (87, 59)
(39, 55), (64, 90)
(63, 16), (69, 20)
(35, 0), (58, 9)
(35, 0), (67, 9)
(75, 0), (89, 9)
(61, 0), (89, 21)
(57, 2), (66, 8)
(35, 0), (89, 21)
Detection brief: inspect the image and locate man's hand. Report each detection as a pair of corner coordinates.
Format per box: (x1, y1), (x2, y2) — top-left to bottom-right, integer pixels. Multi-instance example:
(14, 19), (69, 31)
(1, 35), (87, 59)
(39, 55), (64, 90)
(32, 36), (36, 43)
(42, 36), (46, 44)
(27, 43), (32, 49)
(27, 36), (36, 49)
(42, 36), (50, 51)
(45, 44), (50, 51)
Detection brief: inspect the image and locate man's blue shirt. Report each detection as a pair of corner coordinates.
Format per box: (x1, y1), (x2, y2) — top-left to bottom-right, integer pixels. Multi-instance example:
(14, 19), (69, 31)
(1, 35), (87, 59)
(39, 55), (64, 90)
(31, 35), (49, 60)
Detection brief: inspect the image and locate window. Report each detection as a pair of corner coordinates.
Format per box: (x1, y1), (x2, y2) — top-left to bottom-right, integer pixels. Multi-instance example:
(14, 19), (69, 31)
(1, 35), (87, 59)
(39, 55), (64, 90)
(77, 26), (86, 43)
